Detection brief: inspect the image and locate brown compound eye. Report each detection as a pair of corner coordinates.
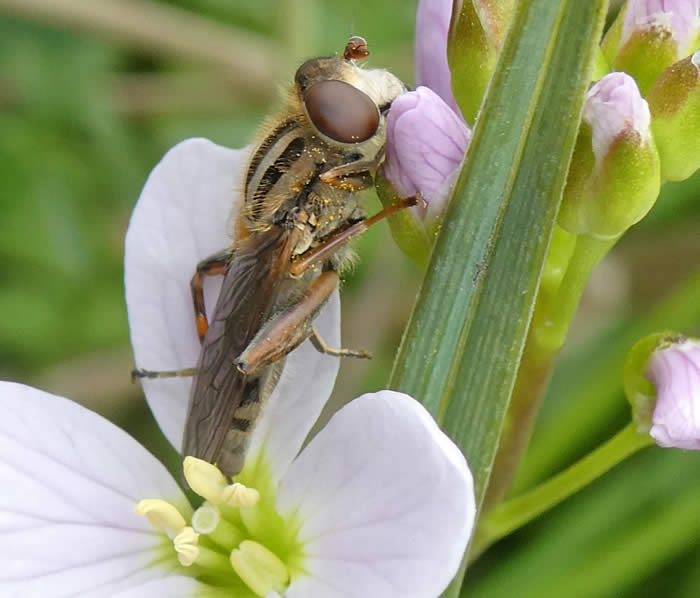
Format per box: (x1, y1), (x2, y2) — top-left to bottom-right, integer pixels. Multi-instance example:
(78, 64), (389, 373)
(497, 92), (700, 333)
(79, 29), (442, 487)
(303, 80), (379, 144)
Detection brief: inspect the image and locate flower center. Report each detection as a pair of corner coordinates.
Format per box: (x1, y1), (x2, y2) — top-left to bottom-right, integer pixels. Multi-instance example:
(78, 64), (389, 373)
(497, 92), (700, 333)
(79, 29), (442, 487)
(135, 456), (304, 597)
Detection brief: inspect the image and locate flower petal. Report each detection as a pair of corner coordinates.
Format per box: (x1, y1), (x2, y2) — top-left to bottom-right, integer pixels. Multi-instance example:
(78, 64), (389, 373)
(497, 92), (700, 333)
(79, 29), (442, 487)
(384, 86), (470, 222)
(0, 383), (194, 597)
(126, 138), (341, 464)
(276, 391), (474, 598)
(583, 72), (651, 165)
(647, 339), (700, 449)
(415, 0), (460, 114)
(125, 138), (248, 449)
(245, 291), (340, 485)
(622, 0), (700, 56)
(111, 577), (201, 598)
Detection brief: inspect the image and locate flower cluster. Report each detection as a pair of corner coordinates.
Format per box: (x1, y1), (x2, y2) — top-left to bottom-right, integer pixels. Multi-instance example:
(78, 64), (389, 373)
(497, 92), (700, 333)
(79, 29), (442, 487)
(381, 0), (699, 257)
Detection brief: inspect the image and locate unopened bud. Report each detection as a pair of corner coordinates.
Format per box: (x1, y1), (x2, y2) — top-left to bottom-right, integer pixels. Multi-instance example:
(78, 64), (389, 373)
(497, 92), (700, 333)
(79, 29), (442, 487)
(625, 333), (700, 449)
(415, 0), (460, 115)
(647, 51), (700, 181)
(559, 72), (660, 239)
(602, 0), (700, 94)
(447, 0), (515, 122)
(380, 86), (471, 265)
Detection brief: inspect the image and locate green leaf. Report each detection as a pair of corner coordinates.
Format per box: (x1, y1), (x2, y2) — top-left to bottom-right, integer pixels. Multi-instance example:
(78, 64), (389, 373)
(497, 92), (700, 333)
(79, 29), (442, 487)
(389, 0), (607, 592)
(391, 0), (607, 501)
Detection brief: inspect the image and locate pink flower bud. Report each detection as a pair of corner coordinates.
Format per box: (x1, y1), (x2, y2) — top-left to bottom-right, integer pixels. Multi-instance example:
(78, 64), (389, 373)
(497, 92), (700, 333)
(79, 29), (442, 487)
(415, 0), (460, 114)
(622, 0), (700, 58)
(383, 86), (471, 223)
(646, 339), (700, 449)
(583, 72), (652, 165)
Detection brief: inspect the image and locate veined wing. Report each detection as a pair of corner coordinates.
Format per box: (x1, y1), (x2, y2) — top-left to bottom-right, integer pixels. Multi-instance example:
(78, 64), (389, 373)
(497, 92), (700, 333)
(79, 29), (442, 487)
(182, 226), (300, 466)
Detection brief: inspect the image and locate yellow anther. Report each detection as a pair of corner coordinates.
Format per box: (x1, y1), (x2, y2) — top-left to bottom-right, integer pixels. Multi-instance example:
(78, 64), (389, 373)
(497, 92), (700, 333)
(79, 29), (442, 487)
(230, 540), (289, 597)
(221, 482), (260, 508)
(134, 499), (186, 538)
(183, 456), (228, 504)
(173, 526), (200, 567)
(191, 503), (220, 534)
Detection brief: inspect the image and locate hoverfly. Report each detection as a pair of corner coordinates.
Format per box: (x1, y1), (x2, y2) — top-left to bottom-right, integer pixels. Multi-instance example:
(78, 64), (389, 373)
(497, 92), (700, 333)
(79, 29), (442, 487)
(134, 37), (418, 478)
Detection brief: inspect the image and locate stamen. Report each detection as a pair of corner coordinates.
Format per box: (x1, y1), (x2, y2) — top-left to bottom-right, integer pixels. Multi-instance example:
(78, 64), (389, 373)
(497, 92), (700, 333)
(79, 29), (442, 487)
(221, 482), (260, 508)
(134, 499), (186, 538)
(173, 526), (200, 567)
(183, 456), (228, 504)
(230, 540), (290, 597)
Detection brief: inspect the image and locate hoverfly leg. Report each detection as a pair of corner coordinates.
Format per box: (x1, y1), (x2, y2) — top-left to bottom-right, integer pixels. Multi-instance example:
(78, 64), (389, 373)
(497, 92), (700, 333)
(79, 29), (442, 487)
(319, 157), (381, 191)
(191, 249), (233, 342)
(235, 271), (340, 375)
(310, 327), (372, 360)
(131, 367), (196, 383)
(289, 193), (422, 277)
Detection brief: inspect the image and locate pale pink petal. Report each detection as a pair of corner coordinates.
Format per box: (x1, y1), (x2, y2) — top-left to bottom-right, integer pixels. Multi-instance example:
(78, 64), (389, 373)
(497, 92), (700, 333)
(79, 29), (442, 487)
(647, 340), (700, 449)
(583, 72), (651, 165)
(0, 383), (196, 597)
(622, 0), (700, 55)
(277, 391), (475, 598)
(415, 0), (460, 113)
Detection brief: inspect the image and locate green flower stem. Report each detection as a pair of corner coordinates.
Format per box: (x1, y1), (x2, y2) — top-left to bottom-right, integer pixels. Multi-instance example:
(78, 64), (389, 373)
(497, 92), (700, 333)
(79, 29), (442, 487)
(538, 233), (618, 353)
(471, 422), (654, 560)
(482, 231), (616, 509)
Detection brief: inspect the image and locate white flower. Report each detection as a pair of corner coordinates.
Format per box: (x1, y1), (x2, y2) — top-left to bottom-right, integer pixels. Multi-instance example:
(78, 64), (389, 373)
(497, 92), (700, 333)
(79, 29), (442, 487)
(0, 139), (475, 598)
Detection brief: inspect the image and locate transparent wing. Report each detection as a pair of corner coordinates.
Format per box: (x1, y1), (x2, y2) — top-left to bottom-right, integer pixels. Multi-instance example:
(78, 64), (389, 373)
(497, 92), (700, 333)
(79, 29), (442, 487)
(182, 227), (298, 466)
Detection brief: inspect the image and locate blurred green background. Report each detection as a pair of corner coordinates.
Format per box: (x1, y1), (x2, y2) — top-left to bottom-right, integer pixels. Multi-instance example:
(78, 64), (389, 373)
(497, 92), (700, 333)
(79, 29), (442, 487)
(0, 1), (699, 596)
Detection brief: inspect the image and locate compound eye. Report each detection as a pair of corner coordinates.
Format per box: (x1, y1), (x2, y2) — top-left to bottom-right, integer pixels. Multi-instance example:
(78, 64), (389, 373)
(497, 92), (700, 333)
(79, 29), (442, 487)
(303, 80), (379, 143)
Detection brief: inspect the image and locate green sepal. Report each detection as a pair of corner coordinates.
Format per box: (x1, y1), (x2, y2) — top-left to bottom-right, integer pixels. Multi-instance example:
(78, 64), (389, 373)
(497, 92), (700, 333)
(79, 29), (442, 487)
(614, 27), (680, 95)
(593, 47), (611, 80)
(559, 125), (660, 239)
(623, 331), (686, 430)
(529, 225), (577, 350)
(600, 3), (625, 66)
(375, 171), (432, 268)
(539, 225), (577, 296)
(447, 0), (515, 124)
(648, 53), (700, 182)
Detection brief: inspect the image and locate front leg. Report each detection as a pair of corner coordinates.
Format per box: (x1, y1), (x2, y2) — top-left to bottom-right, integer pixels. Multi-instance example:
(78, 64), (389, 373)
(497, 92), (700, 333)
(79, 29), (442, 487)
(319, 149), (384, 191)
(236, 270), (369, 375)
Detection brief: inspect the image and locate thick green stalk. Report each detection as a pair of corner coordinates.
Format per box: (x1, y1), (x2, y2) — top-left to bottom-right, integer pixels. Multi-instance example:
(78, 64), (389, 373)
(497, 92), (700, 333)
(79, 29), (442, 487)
(471, 422), (653, 559)
(513, 265), (700, 494)
(483, 233), (617, 508)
